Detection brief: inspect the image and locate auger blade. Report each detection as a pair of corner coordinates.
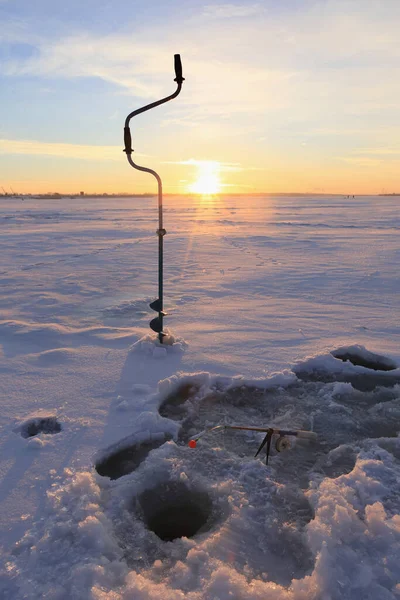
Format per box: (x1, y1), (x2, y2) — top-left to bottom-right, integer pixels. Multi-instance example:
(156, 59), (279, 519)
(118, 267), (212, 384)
(150, 316), (163, 333)
(149, 299), (162, 312)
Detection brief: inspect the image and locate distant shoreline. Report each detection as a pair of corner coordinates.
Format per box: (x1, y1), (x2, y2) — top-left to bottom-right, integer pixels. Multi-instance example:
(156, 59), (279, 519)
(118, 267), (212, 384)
(1, 192), (398, 199)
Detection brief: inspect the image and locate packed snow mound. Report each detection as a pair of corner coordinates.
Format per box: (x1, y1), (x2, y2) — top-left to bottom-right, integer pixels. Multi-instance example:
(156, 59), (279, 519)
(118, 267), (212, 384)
(26, 347), (79, 366)
(103, 298), (152, 317)
(0, 319), (138, 355)
(130, 331), (188, 358)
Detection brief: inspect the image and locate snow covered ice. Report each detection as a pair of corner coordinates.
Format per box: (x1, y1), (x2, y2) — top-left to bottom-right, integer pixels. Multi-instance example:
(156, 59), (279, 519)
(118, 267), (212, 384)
(0, 194), (399, 599)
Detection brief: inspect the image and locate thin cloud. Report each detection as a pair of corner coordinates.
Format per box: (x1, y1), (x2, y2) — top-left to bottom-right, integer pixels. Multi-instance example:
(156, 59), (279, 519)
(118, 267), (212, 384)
(165, 159), (240, 169)
(163, 159), (262, 172)
(202, 4), (261, 18)
(1, 1), (400, 137)
(335, 156), (393, 167)
(336, 148), (400, 166)
(305, 128), (391, 137)
(0, 138), (146, 161)
(2, 33), (163, 98)
(353, 148), (400, 156)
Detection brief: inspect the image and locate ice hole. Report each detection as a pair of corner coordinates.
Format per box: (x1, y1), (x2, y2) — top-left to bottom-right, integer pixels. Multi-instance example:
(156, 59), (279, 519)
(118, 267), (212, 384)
(331, 348), (397, 372)
(138, 481), (213, 541)
(159, 382), (201, 419)
(20, 416), (61, 439)
(95, 434), (172, 480)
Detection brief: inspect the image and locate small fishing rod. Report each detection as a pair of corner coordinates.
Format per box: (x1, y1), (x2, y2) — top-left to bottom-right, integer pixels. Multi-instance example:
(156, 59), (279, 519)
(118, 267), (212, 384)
(124, 55), (185, 342)
(188, 425), (317, 464)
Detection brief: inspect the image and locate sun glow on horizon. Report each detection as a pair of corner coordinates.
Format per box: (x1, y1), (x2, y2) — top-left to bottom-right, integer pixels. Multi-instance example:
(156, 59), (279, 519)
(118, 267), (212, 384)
(188, 161), (221, 195)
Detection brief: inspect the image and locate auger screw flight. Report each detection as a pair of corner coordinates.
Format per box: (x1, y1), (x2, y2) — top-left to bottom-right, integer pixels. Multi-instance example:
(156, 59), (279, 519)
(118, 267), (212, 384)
(124, 55), (185, 342)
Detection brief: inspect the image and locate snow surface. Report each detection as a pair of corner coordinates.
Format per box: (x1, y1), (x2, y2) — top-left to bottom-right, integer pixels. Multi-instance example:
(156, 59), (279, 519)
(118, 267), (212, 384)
(0, 194), (399, 599)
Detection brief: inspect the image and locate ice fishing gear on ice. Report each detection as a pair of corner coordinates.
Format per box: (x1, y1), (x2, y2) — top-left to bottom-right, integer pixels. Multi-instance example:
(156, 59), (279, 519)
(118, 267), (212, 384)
(189, 425), (317, 465)
(123, 54), (185, 343)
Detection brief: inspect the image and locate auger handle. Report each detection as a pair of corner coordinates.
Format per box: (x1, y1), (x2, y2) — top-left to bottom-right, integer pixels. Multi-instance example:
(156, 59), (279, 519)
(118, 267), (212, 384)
(174, 54), (184, 84)
(124, 54), (185, 129)
(124, 127), (132, 154)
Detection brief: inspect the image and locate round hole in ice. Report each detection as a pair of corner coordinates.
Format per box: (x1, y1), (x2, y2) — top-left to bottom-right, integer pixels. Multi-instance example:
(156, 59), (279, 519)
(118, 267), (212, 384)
(158, 382), (201, 420)
(331, 348), (397, 372)
(138, 481), (213, 542)
(95, 434), (172, 480)
(20, 416), (62, 438)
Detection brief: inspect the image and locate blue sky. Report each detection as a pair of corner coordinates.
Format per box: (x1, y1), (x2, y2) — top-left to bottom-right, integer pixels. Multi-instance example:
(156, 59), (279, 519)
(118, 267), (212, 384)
(1, 0), (400, 193)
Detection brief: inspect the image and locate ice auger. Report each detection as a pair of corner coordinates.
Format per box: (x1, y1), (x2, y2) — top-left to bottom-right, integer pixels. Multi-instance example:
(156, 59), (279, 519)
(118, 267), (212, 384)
(123, 55), (185, 342)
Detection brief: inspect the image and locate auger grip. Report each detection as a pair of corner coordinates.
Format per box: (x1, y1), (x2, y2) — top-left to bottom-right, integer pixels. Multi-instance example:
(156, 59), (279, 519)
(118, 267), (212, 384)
(124, 127), (132, 154)
(174, 54), (184, 83)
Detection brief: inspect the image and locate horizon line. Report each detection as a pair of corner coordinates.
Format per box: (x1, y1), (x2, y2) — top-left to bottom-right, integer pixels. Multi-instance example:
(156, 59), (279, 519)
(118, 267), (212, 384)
(1, 192), (398, 198)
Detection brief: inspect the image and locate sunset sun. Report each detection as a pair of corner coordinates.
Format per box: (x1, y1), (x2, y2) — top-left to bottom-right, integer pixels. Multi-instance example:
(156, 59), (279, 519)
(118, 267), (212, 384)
(188, 161), (221, 195)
